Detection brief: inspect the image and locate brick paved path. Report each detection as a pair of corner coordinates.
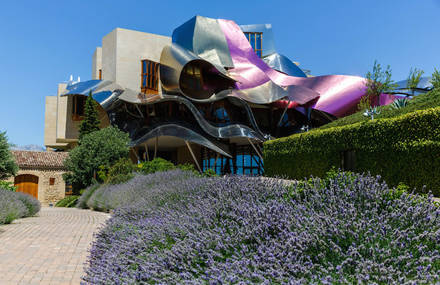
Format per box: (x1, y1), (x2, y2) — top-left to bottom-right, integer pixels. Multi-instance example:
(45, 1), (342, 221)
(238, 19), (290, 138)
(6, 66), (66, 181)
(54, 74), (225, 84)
(0, 207), (109, 285)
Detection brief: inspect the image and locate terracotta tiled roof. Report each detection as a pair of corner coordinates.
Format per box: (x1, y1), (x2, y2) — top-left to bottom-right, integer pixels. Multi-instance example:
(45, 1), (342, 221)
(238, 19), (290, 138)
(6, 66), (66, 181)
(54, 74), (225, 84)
(11, 151), (69, 170)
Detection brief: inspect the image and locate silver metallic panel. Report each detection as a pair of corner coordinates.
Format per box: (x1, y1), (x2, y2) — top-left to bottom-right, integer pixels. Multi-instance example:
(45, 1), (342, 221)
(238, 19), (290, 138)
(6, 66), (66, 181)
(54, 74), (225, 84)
(172, 15), (234, 68)
(395, 76), (433, 91)
(130, 123), (232, 158)
(159, 43), (235, 100)
(230, 80), (319, 105)
(132, 94), (266, 142)
(263, 53), (307, 77)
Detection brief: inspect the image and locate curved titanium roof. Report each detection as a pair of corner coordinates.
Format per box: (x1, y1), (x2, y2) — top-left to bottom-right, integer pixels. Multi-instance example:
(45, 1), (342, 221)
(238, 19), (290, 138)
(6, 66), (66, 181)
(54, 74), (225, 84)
(172, 15), (234, 68)
(263, 53), (307, 77)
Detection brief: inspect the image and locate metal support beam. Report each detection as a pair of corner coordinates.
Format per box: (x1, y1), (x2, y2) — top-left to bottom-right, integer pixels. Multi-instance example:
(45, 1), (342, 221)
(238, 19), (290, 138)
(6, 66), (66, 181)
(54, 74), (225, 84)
(213, 152), (220, 172)
(154, 137), (158, 159)
(185, 140), (202, 173)
(247, 138), (263, 162)
(132, 148), (140, 163)
(135, 104), (144, 118)
(277, 100), (290, 127)
(144, 143), (149, 161)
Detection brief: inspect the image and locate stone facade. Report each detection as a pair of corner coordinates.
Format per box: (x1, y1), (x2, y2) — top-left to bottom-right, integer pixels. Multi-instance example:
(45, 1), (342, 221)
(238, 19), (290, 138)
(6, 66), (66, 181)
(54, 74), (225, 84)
(5, 169), (66, 206)
(7, 151), (69, 206)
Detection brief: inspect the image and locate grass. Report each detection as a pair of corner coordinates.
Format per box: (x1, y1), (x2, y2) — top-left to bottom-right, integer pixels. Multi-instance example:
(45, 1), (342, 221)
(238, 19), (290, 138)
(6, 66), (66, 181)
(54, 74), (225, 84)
(319, 88), (440, 130)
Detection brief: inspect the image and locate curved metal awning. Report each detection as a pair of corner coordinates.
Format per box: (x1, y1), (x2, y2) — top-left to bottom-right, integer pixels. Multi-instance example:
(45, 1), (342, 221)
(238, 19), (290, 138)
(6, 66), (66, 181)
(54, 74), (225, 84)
(130, 123), (232, 158)
(61, 80), (153, 110)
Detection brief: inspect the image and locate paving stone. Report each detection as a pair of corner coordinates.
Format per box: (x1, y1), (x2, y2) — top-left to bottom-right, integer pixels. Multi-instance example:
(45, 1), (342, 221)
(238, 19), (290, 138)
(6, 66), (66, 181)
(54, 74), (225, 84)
(0, 207), (109, 284)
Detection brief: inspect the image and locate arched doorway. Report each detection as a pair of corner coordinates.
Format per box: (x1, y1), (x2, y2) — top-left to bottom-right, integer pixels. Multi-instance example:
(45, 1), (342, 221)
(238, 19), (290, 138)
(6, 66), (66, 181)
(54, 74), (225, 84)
(14, 174), (39, 199)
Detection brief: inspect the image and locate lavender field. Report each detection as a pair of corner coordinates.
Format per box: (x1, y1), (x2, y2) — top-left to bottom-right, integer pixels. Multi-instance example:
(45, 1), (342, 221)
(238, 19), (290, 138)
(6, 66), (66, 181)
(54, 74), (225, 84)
(81, 170), (440, 284)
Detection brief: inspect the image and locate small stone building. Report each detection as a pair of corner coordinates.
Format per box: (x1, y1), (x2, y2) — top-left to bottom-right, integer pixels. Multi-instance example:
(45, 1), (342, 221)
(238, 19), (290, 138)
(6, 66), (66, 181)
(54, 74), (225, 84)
(5, 151), (69, 206)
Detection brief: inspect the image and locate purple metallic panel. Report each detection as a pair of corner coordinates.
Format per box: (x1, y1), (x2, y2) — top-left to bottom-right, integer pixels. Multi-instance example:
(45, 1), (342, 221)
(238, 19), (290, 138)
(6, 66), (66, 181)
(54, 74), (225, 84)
(217, 19), (392, 118)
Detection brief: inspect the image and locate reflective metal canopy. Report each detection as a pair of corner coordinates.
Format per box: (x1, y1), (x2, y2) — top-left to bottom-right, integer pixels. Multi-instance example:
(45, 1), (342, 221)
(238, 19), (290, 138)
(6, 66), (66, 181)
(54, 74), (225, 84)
(263, 53), (307, 77)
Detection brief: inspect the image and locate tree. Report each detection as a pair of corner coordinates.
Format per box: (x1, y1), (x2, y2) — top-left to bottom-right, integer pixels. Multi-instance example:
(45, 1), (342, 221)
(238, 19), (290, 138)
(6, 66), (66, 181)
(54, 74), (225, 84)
(365, 60), (397, 106)
(407, 67), (424, 96)
(78, 92), (101, 142)
(0, 131), (18, 180)
(63, 127), (130, 190)
(431, 68), (440, 91)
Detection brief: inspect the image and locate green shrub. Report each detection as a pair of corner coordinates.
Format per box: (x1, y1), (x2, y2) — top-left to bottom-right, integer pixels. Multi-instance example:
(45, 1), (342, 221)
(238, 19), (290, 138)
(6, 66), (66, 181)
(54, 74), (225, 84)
(99, 155), (136, 184)
(137, 158), (176, 175)
(202, 168), (217, 177)
(63, 126), (130, 191)
(177, 163), (197, 174)
(0, 181), (16, 191)
(55, 196), (80, 207)
(264, 107), (440, 195)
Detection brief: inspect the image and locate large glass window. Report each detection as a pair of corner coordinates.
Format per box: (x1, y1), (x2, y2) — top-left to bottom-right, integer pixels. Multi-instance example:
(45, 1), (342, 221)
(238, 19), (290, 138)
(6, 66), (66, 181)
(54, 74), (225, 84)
(141, 60), (159, 94)
(244, 32), (263, 58)
(202, 145), (263, 176)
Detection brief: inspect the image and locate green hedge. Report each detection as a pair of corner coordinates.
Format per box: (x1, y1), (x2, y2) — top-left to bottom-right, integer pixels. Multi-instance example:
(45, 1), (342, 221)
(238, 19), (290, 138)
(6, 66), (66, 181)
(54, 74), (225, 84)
(264, 107), (440, 195)
(320, 88), (440, 130)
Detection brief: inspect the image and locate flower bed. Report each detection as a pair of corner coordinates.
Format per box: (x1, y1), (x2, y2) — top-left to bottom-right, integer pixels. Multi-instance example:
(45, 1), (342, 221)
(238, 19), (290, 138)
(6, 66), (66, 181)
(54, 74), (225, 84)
(0, 188), (41, 224)
(82, 171), (440, 283)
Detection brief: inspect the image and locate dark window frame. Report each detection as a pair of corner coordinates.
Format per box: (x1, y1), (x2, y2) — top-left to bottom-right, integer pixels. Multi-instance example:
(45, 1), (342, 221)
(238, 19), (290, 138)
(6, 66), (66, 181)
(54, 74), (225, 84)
(244, 32), (263, 58)
(141, 59), (159, 94)
(72, 95), (86, 121)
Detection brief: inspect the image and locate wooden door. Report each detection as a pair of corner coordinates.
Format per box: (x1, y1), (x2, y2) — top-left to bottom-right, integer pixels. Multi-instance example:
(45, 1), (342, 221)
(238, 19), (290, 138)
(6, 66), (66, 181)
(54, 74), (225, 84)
(14, 175), (39, 199)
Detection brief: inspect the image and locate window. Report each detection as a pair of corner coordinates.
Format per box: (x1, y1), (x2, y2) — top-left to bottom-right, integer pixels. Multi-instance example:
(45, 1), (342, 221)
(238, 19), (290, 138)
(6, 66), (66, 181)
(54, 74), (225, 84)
(98, 69), (102, 80)
(65, 184), (73, 196)
(244, 32), (263, 58)
(141, 60), (159, 94)
(72, 95), (86, 121)
(49, 178), (55, 185)
(181, 64), (203, 92)
(201, 145), (263, 176)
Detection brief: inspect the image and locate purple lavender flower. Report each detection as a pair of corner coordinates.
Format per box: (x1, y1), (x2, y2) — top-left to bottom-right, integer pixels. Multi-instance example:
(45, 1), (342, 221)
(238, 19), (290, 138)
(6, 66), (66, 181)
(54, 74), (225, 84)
(81, 171), (440, 284)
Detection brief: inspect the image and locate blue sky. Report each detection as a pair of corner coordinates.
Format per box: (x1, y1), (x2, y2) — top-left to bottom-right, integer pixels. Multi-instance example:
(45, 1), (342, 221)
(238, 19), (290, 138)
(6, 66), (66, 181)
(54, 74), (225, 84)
(1, 0), (439, 147)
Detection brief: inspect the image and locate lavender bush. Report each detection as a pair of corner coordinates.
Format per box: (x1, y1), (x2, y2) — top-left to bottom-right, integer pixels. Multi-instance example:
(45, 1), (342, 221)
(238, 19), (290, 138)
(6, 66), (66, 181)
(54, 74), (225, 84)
(86, 170), (198, 212)
(83, 171), (440, 284)
(13, 191), (41, 217)
(76, 184), (101, 209)
(0, 188), (40, 224)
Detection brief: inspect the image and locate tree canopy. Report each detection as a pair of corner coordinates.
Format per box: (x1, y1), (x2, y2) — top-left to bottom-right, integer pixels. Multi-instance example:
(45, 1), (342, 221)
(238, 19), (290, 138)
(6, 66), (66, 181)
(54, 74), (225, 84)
(63, 126), (130, 190)
(432, 68), (440, 91)
(0, 131), (18, 180)
(365, 60), (397, 105)
(78, 93), (101, 142)
(407, 67), (424, 95)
